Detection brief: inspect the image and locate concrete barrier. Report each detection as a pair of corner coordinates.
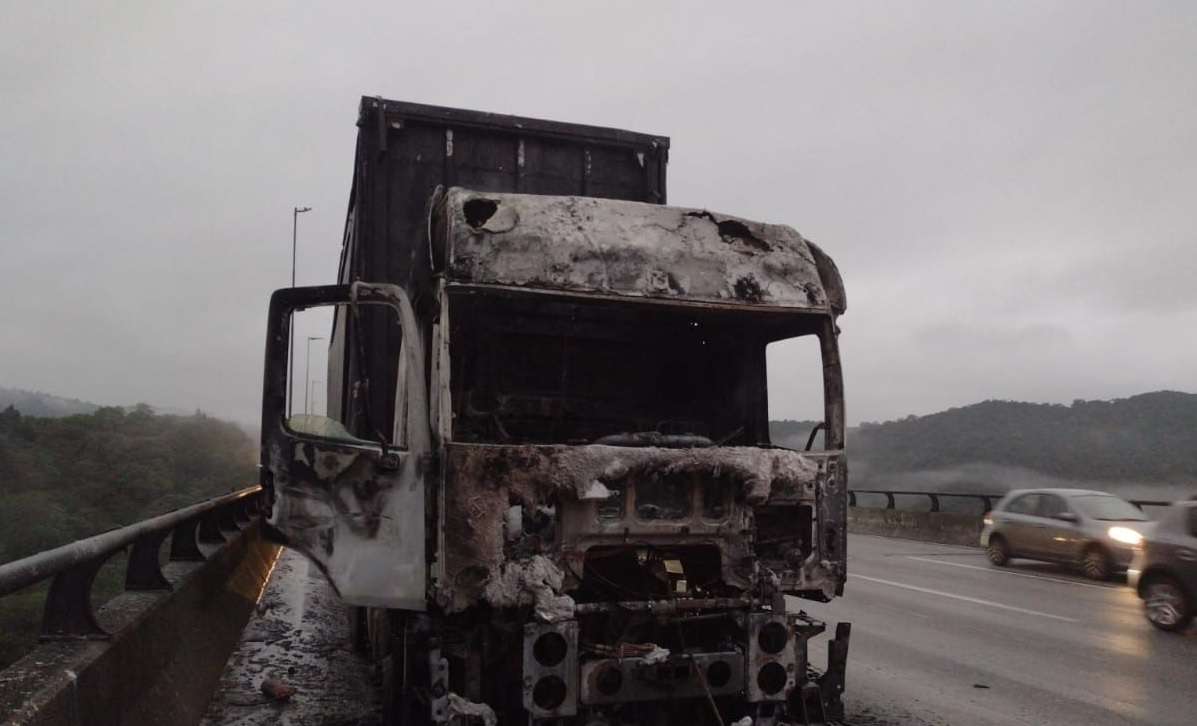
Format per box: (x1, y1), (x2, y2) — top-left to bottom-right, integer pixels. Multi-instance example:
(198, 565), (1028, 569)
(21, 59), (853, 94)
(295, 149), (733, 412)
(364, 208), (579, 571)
(0, 524), (280, 726)
(848, 507), (983, 547)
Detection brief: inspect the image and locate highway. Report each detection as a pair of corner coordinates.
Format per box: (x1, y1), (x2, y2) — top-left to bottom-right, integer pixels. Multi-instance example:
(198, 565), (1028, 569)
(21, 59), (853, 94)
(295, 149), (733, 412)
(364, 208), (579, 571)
(801, 534), (1197, 726)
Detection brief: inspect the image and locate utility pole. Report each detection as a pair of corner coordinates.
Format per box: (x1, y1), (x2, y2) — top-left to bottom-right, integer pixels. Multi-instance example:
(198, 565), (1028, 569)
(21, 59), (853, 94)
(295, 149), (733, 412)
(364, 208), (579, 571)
(305, 336), (325, 415)
(288, 206), (312, 416)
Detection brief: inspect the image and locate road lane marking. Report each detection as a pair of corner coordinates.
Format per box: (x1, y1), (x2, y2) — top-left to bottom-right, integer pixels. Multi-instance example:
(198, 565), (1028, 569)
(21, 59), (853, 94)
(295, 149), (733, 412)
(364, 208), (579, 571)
(850, 573), (1079, 622)
(904, 556), (1118, 591)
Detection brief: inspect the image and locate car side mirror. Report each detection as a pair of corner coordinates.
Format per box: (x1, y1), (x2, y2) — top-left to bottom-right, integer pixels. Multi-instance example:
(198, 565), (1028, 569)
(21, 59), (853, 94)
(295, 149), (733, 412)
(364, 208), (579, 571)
(1055, 512), (1078, 523)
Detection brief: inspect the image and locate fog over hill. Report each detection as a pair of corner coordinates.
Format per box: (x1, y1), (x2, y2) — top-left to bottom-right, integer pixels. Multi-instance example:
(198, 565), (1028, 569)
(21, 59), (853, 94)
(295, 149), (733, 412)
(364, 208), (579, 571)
(771, 391), (1197, 500)
(0, 387), (99, 418)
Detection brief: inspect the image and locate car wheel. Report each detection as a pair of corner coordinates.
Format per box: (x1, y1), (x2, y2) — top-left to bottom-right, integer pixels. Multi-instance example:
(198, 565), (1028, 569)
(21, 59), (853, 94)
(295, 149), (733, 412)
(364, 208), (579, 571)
(1081, 546), (1112, 580)
(1144, 575), (1194, 632)
(986, 535), (1010, 566)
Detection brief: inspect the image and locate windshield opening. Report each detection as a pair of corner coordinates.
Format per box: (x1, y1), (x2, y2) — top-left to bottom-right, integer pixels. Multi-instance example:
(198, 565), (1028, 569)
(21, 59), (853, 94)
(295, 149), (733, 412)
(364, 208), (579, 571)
(1071, 494), (1149, 521)
(448, 292), (826, 446)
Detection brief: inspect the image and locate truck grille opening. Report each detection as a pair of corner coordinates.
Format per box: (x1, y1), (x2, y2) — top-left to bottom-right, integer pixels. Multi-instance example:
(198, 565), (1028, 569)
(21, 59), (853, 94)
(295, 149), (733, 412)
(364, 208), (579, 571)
(578, 545), (723, 602)
(754, 505), (812, 566)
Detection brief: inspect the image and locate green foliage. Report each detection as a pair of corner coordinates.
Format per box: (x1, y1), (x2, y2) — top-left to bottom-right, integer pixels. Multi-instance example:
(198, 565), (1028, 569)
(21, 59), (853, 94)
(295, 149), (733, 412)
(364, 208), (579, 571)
(849, 391), (1197, 484)
(0, 404), (256, 667)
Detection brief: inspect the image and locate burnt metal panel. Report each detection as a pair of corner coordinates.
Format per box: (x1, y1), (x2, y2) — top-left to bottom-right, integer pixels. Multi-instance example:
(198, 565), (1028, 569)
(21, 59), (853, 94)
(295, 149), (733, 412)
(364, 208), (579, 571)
(439, 189), (835, 311)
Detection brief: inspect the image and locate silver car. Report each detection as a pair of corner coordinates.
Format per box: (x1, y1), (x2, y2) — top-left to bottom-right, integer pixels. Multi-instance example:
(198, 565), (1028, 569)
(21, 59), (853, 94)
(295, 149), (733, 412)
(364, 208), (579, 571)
(980, 488), (1153, 580)
(1128, 501), (1197, 631)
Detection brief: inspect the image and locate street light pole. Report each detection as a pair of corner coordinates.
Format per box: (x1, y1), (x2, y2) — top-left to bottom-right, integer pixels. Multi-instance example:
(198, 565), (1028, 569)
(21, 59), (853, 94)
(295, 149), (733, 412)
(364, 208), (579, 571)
(288, 206), (312, 417)
(310, 379), (323, 417)
(305, 336), (325, 416)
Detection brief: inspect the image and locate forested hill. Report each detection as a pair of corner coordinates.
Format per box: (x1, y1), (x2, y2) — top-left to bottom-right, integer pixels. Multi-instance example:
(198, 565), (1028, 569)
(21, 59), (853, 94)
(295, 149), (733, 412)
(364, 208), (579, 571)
(0, 405), (256, 562)
(772, 391), (1197, 486)
(0, 387), (98, 417)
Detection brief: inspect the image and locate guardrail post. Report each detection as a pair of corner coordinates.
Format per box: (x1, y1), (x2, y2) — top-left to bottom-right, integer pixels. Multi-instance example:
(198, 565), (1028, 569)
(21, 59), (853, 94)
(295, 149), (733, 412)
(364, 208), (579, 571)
(980, 496), (993, 514)
(41, 557), (111, 640)
(217, 502), (240, 533)
(126, 530), (173, 591)
(848, 491), (856, 507)
(198, 510), (227, 545)
(884, 492), (895, 509)
(927, 494), (940, 513)
(170, 518), (206, 561)
(233, 500), (253, 527)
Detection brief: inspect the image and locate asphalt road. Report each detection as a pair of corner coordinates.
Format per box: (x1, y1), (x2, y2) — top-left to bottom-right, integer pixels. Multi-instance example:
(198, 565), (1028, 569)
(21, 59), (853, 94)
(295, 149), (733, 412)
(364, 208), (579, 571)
(798, 534), (1197, 726)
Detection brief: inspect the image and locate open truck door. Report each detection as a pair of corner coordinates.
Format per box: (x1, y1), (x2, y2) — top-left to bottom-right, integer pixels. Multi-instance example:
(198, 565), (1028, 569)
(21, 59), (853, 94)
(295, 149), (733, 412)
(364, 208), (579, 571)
(259, 282), (430, 610)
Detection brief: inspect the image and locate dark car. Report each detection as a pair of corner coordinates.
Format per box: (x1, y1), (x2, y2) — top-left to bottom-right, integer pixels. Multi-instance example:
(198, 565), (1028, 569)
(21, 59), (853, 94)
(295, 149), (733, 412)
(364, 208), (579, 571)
(1128, 501), (1197, 631)
(980, 488), (1153, 580)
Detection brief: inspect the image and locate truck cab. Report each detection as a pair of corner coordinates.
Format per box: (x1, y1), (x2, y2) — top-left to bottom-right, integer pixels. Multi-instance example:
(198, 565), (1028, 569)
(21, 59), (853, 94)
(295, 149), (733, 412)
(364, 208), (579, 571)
(259, 99), (849, 725)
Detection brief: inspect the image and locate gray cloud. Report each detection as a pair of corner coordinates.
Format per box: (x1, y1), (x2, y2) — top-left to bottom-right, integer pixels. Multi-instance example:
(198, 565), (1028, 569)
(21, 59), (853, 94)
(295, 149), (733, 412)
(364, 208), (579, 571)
(1, 1), (1194, 426)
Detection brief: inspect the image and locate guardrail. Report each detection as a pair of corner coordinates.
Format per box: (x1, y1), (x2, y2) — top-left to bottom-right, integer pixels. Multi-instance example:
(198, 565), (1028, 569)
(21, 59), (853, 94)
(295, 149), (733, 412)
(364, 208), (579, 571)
(0, 486), (263, 640)
(849, 489), (1174, 515)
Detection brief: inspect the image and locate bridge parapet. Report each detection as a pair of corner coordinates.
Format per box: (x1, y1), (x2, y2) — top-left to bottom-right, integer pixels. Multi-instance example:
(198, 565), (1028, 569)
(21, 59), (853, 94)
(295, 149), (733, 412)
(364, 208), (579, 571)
(848, 489), (1174, 546)
(0, 487), (279, 726)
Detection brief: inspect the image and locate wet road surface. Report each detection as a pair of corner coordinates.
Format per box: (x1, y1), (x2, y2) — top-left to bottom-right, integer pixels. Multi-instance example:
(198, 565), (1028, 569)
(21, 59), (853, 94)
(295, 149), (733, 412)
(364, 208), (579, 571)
(801, 534), (1197, 726)
(206, 535), (1197, 725)
(202, 549), (380, 726)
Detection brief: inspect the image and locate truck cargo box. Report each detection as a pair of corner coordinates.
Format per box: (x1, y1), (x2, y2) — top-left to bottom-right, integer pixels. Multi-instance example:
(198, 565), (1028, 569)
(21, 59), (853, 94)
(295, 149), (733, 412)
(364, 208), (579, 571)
(329, 98), (670, 434)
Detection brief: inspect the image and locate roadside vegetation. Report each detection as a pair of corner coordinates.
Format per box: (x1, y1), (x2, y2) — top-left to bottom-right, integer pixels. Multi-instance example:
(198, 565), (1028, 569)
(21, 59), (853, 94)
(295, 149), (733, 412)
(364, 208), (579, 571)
(774, 390), (1197, 491)
(0, 403), (256, 668)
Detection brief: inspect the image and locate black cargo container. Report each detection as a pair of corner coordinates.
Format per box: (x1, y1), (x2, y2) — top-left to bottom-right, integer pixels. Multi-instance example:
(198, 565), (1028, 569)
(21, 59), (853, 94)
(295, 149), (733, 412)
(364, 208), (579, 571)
(327, 98), (670, 434)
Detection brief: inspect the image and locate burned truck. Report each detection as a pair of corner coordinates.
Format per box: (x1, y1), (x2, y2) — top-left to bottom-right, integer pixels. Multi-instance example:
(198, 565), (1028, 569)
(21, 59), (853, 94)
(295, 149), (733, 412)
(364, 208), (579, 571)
(259, 98), (850, 725)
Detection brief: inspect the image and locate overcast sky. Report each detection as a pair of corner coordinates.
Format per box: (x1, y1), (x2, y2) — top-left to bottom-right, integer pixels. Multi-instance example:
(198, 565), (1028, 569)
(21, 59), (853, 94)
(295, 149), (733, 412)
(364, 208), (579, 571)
(2, 1), (1194, 426)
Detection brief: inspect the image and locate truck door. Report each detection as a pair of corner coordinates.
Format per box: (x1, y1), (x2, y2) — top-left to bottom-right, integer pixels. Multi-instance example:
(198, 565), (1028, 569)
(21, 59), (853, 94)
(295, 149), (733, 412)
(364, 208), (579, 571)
(259, 282), (430, 609)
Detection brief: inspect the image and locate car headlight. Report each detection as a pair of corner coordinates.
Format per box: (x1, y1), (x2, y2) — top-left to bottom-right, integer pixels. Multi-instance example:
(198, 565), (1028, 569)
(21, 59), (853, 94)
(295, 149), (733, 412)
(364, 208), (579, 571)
(982, 515), (993, 526)
(1107, 526), (1142, 546)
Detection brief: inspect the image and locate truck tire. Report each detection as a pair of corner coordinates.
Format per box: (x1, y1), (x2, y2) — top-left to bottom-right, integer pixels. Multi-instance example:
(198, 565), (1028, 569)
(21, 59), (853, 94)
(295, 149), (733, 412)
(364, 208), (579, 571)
(1143, 574), (1194, 632)
(348, 606), (370, 655)
(382, 612), (433, 726)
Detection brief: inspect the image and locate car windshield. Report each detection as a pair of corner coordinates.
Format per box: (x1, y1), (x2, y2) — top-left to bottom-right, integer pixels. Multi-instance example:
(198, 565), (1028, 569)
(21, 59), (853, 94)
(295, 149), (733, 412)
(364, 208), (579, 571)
(1071, 494), (1148, 521)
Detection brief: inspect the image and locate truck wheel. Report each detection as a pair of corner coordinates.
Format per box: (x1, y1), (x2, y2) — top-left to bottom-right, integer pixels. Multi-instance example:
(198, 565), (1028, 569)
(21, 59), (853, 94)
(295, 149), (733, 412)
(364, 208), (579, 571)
(1143, 575), (1194, 632)
(986, 535), (1010, 566)
(348, 606), (370, 655)
(382, 612), (432, 726)
(1081, 546), (1112, 581)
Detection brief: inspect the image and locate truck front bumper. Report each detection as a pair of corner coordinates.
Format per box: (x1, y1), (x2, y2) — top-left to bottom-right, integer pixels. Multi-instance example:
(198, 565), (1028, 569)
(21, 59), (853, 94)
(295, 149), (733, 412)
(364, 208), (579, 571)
(520, 608), (850, 721)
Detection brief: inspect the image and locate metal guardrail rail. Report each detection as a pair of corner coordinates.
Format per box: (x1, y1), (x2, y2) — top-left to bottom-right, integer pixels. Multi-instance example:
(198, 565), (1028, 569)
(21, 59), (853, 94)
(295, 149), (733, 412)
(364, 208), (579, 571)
(849, 489), (1174, 514)
(0, 486), (263, 641)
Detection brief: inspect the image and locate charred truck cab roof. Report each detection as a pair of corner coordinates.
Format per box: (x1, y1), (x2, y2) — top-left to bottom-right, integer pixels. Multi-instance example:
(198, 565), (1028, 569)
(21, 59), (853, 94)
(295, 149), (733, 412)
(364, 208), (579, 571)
(433, 187), (846, 316)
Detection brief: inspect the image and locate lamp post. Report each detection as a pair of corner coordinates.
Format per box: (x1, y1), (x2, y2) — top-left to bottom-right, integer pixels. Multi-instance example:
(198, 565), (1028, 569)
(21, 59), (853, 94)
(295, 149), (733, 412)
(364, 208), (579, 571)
(288, 206), (312, 416)
(304, 336), (325, 416)
(310, 379), (323, 417)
